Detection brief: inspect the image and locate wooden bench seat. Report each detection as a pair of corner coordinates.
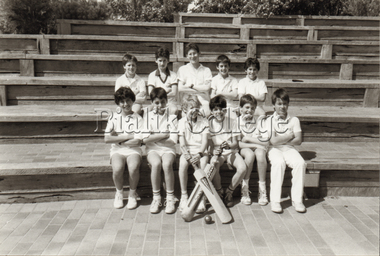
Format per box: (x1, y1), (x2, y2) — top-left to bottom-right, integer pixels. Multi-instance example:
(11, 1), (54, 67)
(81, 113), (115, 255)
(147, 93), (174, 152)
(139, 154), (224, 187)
(0, 77), (378, 108)
(0, 140), (378, 202)
(0, 104), (378, 143)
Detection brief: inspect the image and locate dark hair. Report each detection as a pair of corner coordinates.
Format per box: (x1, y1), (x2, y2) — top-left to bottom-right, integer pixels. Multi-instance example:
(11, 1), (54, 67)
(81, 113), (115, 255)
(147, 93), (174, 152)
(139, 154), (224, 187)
(185, 43), (200, 55)
(155, 47), (170, 60)
(150, 87), (167, 101)
(244, 57), (260, 71)
(114, 87), (136, 105)
(122, 53), (138, 66)
(239, 94), (257, 108)
(210, 95), (227, 110)
(216, 54), (231, 67)
(271, 88), (290, 105)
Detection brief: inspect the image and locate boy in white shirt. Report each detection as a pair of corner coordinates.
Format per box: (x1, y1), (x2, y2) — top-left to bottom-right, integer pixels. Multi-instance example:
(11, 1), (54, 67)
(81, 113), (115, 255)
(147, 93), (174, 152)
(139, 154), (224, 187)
(208, 95), (247, 208)
(115, 53), (147, 116)
(142, 88), (178, 214)
(211, 54), (239, 109)
(267, 88), (307, 214)
(177, 43), (213, 116)
(147, 47), (178, 115)
(236, 94), (269, 206)
(105, 87), (143, 210)
(178, 95), (209, 212)
(238, 58), (267, 116)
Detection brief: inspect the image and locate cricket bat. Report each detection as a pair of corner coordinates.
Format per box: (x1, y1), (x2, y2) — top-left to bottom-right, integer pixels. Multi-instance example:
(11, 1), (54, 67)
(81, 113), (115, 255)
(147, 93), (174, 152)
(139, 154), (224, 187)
(194, 168), (232, 224)
(181, 146), (229, 222)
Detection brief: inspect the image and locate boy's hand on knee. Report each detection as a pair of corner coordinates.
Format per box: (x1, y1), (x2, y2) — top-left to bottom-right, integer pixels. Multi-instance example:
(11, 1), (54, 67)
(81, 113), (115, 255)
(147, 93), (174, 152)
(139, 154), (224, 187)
(184, 154), (192, 161)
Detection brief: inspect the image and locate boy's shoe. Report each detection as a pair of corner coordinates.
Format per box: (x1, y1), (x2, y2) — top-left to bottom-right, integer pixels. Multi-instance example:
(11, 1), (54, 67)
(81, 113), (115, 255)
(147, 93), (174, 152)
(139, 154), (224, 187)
(165, 197), (176, 214)
(150, 198), (162, 214)
(224, 192), (234, 208)
(292, 201), (306, 213)
(126, 193), (138, 210)
(240, 186), (252, 205)
(179, 196), (188, 212)
(258, 189), (269, 206)
(195, 196), (206, 213)
(271, 202), (283, 213)
(114, 192), (124, 209)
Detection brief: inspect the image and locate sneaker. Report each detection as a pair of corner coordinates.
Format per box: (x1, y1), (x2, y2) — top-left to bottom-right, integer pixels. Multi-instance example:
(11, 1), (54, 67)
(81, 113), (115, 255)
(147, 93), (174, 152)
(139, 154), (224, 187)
(292, 201), (306, 213)
(150, 198), (162, 214)
(165, 197), (176, 214)
(224, 192), (234, 208)
(240, 186), (252, 205)
(126, 193), (138, 210)
(179, 196), (188, 212)
(258, 189), (268, 206)
(113, 192), (124, 209)
(271, 202), (283, 213)
(195, 196), (206, 213)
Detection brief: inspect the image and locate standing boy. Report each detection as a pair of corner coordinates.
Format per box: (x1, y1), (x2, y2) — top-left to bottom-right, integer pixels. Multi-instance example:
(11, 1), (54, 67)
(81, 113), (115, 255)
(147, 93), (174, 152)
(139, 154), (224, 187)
(210, 55), (239, 109)
(105, 87), (143, 209)
(238, 58), (267, 116)
(148, 47), (178, 114)
(142, 88), (178, 214)
(208, 95), (247, 207)
(115, 53), (146, 115)
(177, 43), (213, 116)
(267, 88), (307, 213)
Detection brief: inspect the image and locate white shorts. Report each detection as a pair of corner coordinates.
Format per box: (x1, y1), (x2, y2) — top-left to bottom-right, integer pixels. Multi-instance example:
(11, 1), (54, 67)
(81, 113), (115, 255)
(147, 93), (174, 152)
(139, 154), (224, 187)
(147, 149), (176, 157)
(110, 147), (142, 159)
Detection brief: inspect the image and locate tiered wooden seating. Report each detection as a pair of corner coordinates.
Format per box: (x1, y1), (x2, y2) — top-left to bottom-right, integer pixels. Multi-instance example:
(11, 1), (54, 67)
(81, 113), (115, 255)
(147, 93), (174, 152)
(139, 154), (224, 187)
(176, 13), (380, 27)
(0, 16), (378, 201)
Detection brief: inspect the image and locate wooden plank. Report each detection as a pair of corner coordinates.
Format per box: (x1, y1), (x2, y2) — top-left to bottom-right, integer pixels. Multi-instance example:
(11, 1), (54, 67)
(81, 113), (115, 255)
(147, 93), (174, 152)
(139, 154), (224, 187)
(257, 44), (321, 58)
(259, 61), (269, 80)
(339, 63), (353, 80)
(58, 21), (71, 35)
(269, 63), (341, 80)
(320, 44), (333, 59)
(0, 59), (20, 74)
(247, 43), (256, 58)
(363, 88), (379, 108)
(240, 27), (250, 40)
(353, 64), (380, 80)
(0, 38), (38, 53)
(0, 85), (6, 106)
(20, 59), (34, 76)
(307, 28), (316, 41)
(317, 29), (379, 41)
(232, 17), (241, 25)
(250, 28), (309, 40)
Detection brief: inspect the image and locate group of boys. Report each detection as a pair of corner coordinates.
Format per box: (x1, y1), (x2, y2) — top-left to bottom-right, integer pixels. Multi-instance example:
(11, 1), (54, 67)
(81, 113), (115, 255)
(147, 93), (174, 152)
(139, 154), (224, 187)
(105, 44), (307, 215)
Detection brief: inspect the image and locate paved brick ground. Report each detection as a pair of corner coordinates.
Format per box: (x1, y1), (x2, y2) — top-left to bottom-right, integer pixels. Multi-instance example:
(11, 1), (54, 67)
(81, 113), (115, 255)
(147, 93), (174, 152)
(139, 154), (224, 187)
(0, 197), (378, 256)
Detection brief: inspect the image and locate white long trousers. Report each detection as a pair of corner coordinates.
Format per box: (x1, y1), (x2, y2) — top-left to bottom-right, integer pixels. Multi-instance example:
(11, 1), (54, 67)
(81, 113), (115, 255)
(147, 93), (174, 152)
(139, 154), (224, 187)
(268, 147), (306, 203)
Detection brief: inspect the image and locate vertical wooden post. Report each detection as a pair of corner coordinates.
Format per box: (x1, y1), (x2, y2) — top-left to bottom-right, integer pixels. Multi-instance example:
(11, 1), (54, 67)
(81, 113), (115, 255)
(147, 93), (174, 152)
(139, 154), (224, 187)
(259, 62), (269, 80)
(307, 28), (316, 41)
(240, 27), (250, 40)
(296, 17), (305, 26)
(39, 38), (50, 54)
(232, 17), (241, 25)
(20, 59), (34, 76)
(176, 26), (185, 39)
(0, 85), (7, 106)
(265, 86), (274, 106)
(247, 43), (256, 58)
(363, 88), (379, 108)
(320, 44), (333, 59)
(339, 63), (353, 80)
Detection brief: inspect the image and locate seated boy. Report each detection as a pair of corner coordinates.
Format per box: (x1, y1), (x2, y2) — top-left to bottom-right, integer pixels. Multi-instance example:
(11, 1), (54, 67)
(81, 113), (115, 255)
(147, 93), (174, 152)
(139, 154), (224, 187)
(236, 94), (269, 206)
(142, 88), (178, 214)
(147, 47), (178, 115)
(178, 95), (209, 212)
(115, 53), (147, 115)
(177, 43), (213, 116)
(105, 87), (143, 209)
(210, 54), (239, 110)
(267, 88), (307, 213)
(238, 58), (267, 116)
(208, 95), (247, 207)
